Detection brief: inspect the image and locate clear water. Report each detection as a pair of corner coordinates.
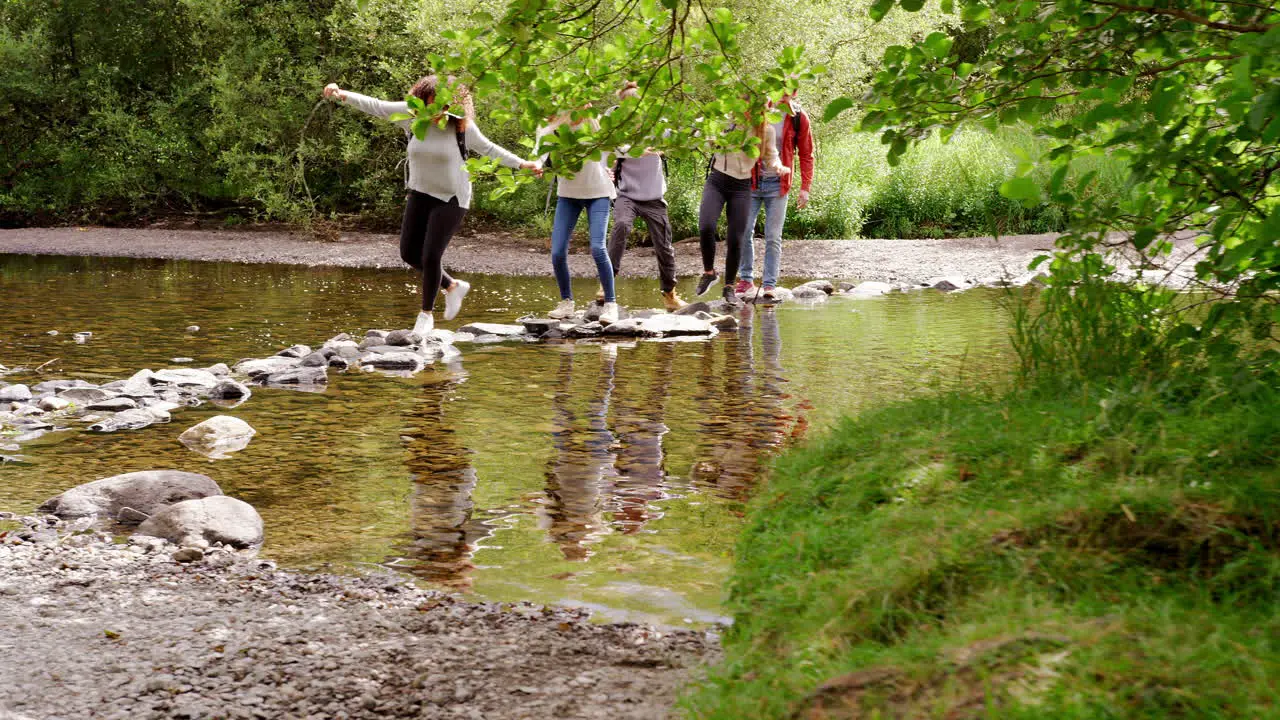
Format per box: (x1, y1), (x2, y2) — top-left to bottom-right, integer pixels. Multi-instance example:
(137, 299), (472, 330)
(0, 255), (1013, 625)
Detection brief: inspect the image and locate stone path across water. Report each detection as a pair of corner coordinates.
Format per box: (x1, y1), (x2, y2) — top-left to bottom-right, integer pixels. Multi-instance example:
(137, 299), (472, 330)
(0, 516), (716, 720)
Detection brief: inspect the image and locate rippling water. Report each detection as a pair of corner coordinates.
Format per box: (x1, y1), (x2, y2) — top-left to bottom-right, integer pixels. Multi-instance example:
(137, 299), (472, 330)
(0, 254), (1013, 624)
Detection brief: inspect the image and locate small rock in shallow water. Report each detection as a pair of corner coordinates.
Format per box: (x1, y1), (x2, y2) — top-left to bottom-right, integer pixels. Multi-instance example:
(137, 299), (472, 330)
(789, 285), (829, 301)
(258, 366), (327, 387)
(57, 387), (117, 405)
(300, 352), (329, 368)
(846, 281), (894, 296)
(38, 396), (71, 412)
(185, 325), (200, 333)
(153, 368), (219, 389)
(208, 379), (251, 401)
(798, 279), (835, 295)
(360, 353), (426, 372)
(233, 356), (300, 378)
(638, 314), (717, 337)
(456, 322), (526, 337)
(275, 345), (313, 359)
(87, 397), (138, 412)
(0, 384), (33, 402)
(179, 416), (256, 458)
(87, 409), (158, 433)
(384, 329), (422, 347)
(169, 357), (194, 364)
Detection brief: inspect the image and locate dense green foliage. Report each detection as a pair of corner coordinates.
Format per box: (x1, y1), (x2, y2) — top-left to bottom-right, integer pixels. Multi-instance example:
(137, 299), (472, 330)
(0, 0), (1133, 239)
(836, 0), (1280, 328)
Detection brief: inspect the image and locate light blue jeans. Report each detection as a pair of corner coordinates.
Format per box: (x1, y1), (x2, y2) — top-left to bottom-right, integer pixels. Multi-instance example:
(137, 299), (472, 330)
(551, 196), (614, 302)
(738, 175), (788, 288)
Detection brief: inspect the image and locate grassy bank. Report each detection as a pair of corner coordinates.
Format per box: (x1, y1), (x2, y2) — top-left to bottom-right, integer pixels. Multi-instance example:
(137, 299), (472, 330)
(684, 372), (1279, 717)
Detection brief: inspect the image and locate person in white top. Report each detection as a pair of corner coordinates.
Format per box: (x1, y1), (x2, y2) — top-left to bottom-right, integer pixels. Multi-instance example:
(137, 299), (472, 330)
(537, 111), (620, 325)
(694, 102), (789, 306)
(324, 75), (541, 335)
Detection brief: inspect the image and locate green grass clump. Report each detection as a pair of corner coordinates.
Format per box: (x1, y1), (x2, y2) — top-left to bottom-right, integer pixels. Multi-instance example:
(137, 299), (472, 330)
(684, 375), (1280, 718)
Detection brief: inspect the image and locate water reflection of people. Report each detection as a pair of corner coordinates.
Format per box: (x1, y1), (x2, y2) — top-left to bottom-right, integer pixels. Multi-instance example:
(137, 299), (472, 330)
(397, 374), (486, 588)
(608, 340), (677, 534)
(541, 345), (619, 560)
(691, 308), (793, 499)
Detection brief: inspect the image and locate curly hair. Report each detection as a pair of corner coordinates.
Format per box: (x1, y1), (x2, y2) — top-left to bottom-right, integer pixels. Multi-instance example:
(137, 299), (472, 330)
(409, 74), (475, 132)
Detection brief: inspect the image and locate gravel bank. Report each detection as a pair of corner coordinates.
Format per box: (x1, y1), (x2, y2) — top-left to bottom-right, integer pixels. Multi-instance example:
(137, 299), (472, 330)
(0, 226), (1066, 285)
(0, 515), (717, 720)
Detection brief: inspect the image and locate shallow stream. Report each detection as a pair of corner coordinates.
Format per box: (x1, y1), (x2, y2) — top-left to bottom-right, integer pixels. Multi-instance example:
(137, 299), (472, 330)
(0, 255), (1012, 625)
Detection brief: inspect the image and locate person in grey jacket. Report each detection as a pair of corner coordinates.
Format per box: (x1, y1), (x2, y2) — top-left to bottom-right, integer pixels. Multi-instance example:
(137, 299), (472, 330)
(607, 81), (687, 312)
(324, 76), (541, 335)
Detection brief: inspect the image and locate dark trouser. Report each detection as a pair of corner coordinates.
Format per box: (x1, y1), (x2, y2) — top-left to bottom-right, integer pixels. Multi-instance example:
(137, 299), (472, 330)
(698, 169), (751, 283)
(400, 190), (467, 312)
(609, 196), (677, 293)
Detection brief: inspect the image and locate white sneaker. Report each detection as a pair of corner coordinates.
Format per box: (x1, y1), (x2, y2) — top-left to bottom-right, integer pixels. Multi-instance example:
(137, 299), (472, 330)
(599, 302), (619, 325)
(412, 311), (434, 336)
(443, 279), (470, 321)
(548, 299), (576, 319)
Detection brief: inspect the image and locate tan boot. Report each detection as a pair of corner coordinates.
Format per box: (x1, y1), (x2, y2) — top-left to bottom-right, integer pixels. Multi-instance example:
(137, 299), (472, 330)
(662, 290), (687, 312)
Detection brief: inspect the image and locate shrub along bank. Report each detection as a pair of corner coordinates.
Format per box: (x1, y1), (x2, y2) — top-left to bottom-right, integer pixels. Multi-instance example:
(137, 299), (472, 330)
(685, 286), (1279, 718)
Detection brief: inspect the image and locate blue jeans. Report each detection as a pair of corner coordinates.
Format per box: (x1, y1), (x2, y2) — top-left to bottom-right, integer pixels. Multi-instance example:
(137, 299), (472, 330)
(738, 176), (788, 288)
(551, 196), (614, 302)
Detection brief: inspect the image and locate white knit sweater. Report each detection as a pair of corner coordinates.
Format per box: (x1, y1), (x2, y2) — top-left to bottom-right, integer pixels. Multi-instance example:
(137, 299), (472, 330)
(341, 91), (525, 209)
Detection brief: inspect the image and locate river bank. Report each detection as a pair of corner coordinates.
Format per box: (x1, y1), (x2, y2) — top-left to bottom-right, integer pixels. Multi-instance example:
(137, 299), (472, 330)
(0, 226), (1062, 286)
(0, 514), (717, 720)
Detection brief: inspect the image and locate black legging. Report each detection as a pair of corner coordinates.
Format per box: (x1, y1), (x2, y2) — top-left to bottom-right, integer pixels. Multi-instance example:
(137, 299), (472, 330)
(400, 190), (467, 312)
(698, 168), (752, 283)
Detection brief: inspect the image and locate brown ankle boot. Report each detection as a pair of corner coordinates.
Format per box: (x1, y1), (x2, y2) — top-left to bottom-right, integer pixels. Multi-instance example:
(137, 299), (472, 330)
(662, 290), (687, 312)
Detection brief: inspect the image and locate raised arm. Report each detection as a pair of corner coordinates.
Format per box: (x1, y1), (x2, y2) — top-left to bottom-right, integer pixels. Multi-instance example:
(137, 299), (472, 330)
(324, 84), (409, 127)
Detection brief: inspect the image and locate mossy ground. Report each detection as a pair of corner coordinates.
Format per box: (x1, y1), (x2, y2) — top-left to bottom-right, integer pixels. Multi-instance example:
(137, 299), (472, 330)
(683, 380), (1280, 718)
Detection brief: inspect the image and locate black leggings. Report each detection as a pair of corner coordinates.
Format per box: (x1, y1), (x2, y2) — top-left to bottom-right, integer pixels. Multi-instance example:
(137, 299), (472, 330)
(698, 169), (752, 282)
(400, 190), (467, 312)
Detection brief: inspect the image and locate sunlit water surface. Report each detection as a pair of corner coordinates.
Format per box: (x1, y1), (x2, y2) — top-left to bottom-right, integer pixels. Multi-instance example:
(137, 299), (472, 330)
(0, 255), (1013, 625)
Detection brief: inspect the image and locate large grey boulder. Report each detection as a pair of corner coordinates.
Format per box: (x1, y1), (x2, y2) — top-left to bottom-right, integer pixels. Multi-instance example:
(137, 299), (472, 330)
(135, 495), (263, 549)
(179, 416), (256, 458)
(37, 470), (222, 520)
(602, 319), (644, 336)
(87, 397), (139, 412)
(927, 275), (971, 292)
(384, 329), (421, 346)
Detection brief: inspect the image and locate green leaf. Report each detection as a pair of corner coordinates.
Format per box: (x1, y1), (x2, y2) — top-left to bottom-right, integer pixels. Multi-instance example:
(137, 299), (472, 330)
(923, 32), (953, 58)
(869, 0), (895, 22)
(823, 97), (856, 122)
(999, 176), (1041, 205)
(900, 0), (925, 11)
(1132, 227), (1157, 250)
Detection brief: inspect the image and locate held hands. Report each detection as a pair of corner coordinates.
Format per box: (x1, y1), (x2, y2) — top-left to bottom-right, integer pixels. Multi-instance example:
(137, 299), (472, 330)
(323, 83), (343, 101)
(521, 161), (544, 178)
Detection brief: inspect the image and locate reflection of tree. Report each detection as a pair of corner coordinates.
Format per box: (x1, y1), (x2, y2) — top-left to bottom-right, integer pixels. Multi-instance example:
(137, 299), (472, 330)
(396, 374), (487, 588)
(541, 346), (618, 561)
(691, 309), (794, 500)
(607, 341), (677, 534)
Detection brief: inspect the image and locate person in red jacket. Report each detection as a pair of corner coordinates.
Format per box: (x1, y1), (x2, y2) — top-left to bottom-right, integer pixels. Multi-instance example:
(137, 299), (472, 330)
(734, 91), (815, 302)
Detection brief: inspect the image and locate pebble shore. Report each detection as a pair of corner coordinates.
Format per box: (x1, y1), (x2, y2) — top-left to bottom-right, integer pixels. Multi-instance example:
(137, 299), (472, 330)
(0, 514), (718, 720)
